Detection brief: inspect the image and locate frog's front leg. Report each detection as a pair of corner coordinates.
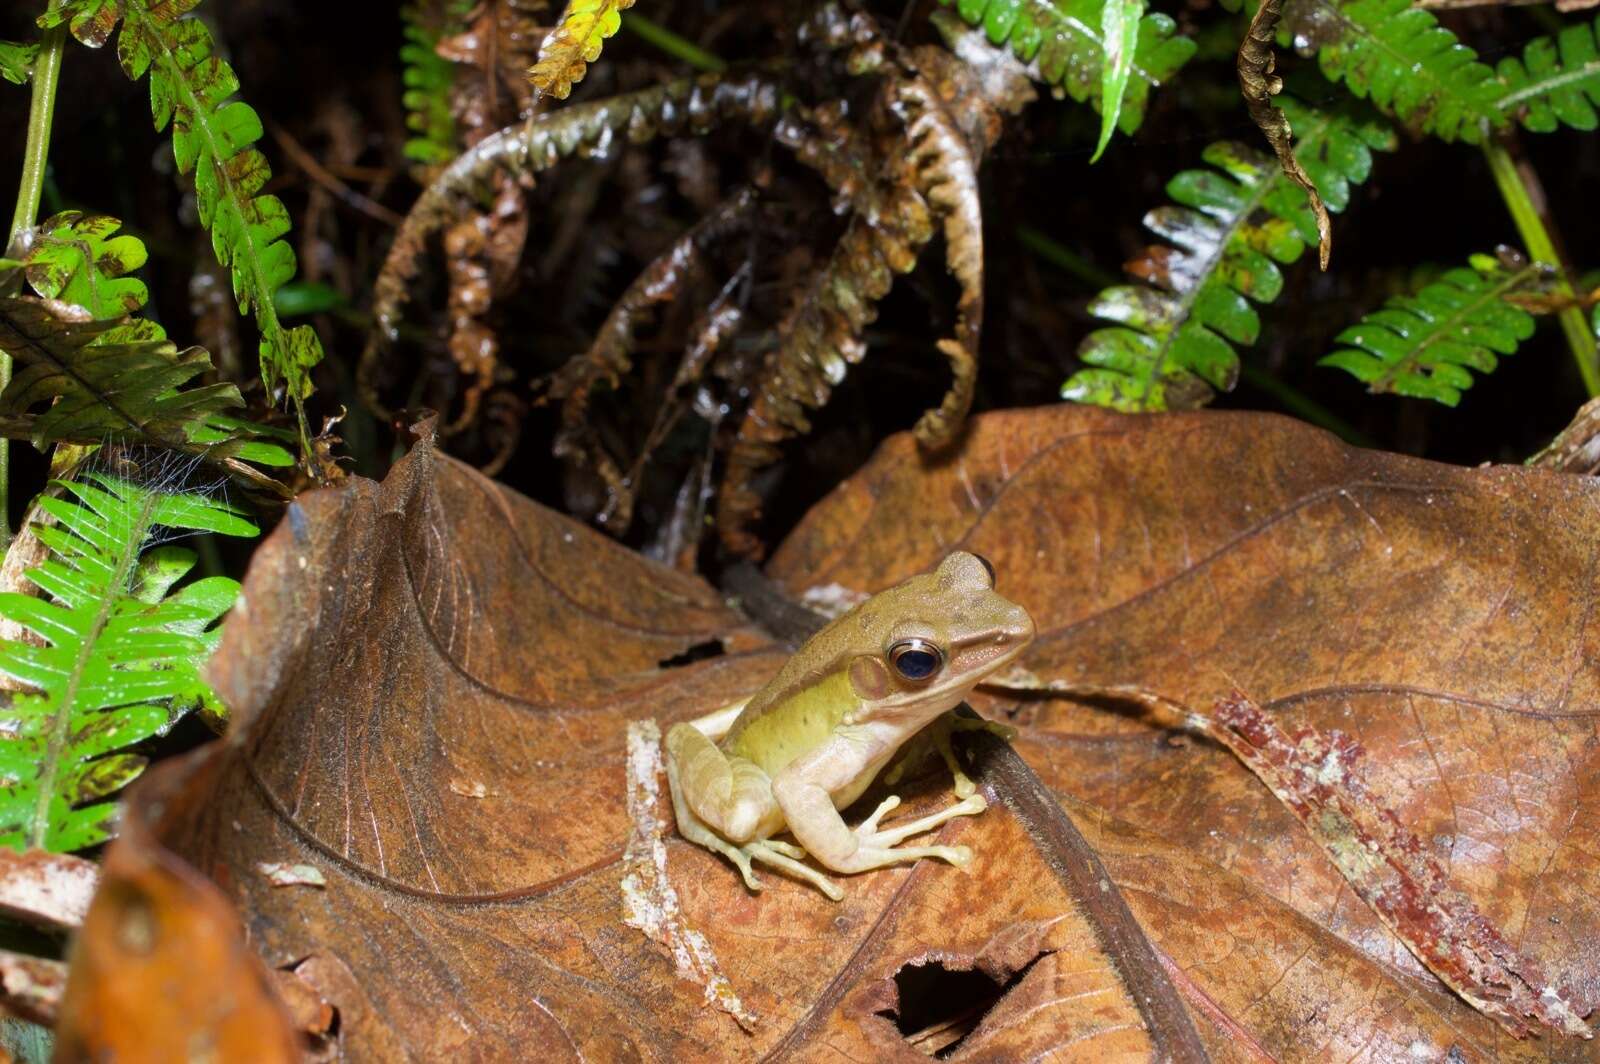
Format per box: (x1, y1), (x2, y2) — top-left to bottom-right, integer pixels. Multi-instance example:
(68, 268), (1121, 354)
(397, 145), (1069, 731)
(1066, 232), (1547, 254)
(772, 732), (987, 878)
(883, 712), (1019, 799)
(663, 723), (844, 899)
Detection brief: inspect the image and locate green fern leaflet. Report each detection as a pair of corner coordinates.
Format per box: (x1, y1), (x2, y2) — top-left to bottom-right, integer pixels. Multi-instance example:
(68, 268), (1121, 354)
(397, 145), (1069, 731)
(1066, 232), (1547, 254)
(1288, 0), (1600, 139)
(40, 0), (325, 422)
(1495, 16), (1600, 133)
(1319, 254), (1545, 405)
(1062, 98), (1395, 411)
(941, 0), (1194, 136)
(401, 5), (463, 168)
(0, 41), (37, 85)
(22, 211), (153, 323)
(0, 471), (258, 851)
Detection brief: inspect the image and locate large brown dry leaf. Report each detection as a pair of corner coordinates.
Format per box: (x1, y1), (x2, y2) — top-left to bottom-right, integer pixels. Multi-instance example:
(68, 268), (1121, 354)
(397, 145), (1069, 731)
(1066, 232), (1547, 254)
(58, 407), (1600, 1059)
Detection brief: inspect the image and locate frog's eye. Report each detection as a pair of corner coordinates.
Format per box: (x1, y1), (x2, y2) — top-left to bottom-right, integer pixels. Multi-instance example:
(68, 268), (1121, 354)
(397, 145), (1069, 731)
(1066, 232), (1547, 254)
(889, 639), (944, 681)
(972, 553), (996, 587)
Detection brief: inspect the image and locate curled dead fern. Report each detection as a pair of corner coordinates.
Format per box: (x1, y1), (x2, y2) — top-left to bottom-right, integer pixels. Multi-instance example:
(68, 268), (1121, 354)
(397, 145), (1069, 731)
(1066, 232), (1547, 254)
(1062, 98), (1395, 411)
(1319, 252), (1548, 405)
(361, 71), (783, 413)
(41, 0), (325, 435)
(719, 22), (1033, 554)
(543, 190), (756, 532)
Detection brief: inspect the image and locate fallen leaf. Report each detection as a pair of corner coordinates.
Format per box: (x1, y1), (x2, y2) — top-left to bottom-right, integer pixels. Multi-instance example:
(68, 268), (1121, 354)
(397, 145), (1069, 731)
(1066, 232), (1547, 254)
(771, 404), (1600, 1049)
(53, 750), (299, 1061)
(55, 407), (1600, 1057)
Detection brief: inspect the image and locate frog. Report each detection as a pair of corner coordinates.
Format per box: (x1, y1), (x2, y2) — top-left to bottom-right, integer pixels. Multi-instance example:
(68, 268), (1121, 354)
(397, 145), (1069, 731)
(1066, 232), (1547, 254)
(664, 551), (1035, 900)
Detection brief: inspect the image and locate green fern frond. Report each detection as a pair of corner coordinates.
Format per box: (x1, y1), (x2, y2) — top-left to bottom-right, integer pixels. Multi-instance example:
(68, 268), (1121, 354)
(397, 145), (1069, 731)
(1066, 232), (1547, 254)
(1284, 0), (1502, 142)
(1318, 254), (1545, 405)
(0, 42), (37, 85)
(0, 470), (257, 851)
(1288, 0), (1600, 140)
(940, 0), (1195, 136)
(1062, 98), (1395, 411)
(0, 296), (289, 488)
(401, 4), (466, 169)
(40, 0), (324, 419)
(21, 211), (152, 323)
(1495, 16), (1600, 133)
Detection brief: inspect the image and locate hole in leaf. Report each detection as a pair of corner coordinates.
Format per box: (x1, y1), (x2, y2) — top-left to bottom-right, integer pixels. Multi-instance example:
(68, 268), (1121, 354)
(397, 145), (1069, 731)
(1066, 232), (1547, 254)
(657, 640), (725, 669)
(877, 952), (1047, 1058)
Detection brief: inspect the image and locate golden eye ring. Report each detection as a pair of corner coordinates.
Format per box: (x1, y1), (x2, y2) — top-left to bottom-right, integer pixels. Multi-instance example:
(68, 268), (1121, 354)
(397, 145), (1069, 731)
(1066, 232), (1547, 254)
(888, 638), (944, 682)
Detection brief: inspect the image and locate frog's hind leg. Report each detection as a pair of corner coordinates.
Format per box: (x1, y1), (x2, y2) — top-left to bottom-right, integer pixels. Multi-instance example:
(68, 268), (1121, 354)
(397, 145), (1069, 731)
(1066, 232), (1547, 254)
(665, 724), (847, 899)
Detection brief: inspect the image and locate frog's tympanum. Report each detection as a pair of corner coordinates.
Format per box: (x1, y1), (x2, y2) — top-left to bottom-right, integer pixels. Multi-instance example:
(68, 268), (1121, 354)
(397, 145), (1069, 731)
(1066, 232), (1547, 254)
(665, 552), (1035, 899)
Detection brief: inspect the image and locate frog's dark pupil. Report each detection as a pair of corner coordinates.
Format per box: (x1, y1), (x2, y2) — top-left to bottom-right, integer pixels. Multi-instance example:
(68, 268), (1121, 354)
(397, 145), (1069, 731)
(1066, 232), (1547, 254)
(895, 650), (938, 680)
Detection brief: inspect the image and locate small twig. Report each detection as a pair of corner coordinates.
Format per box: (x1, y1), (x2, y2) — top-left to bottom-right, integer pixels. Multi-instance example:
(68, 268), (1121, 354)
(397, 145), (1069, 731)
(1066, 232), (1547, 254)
(267, 123), (403, 227)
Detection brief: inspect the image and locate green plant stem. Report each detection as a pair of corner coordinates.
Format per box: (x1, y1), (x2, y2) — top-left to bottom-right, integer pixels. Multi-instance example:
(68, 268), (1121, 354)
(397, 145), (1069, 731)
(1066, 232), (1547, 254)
(1016, 225), (1119, 289)
(1238, 362), (1374, 447)
(623, 14), (726, 73)
(1482, 137), (1599, 397)
(2, 4), (68, 551)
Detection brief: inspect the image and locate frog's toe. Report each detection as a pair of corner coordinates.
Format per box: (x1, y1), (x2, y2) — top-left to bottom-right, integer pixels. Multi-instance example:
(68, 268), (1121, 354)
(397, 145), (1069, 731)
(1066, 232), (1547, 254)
(859, 795), (901, 833)
(746, 842), (843, 900)
(761, 838), (807, 859)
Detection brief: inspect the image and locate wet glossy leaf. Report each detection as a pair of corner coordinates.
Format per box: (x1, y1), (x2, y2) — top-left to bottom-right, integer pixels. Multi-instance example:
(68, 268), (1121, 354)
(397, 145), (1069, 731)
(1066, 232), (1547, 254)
(529, 0), (637, 101)
(1090, 0), (1143, 162)
(1319, 256), (1546, 405)
(56, 409), (1600, 1055)
(0, 41), (37, 85)
(0, 472), (255, 853)
(1284, 0), (1503, 142)
(1063, 98), (1395, 412)
(22, 212), (151, 322)
(943, 0), (1194, 136)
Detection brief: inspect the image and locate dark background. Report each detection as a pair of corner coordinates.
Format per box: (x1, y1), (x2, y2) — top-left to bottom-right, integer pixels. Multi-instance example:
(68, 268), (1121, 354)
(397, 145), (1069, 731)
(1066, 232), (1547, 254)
(2, 0), (1592, 553)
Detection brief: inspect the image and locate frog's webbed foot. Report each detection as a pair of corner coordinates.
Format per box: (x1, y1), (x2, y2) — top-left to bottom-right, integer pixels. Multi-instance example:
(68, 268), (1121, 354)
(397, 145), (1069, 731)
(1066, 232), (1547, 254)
(841, 791), (988, 872)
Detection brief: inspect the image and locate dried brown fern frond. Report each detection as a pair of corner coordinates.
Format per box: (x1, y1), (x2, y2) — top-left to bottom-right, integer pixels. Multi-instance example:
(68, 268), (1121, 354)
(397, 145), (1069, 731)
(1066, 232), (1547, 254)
(439, 0), (551, 137)
(360, 71), (783, 417)
(541, 189), (757, 531)
(717, 15), (1034, 555)
(441, 176), (528, 436)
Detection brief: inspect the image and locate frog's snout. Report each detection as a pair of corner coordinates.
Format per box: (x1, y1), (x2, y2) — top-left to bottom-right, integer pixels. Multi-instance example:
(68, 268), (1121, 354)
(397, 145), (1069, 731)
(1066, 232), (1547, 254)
(1000, 604), (1035, 646)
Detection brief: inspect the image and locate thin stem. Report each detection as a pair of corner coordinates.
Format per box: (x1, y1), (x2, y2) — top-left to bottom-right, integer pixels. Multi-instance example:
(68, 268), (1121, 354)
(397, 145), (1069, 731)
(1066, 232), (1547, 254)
(1238, 362), (1374, 447)
(2, 0), (68, 551)
(623, 14), (727, 73)
(1015, 225), (1118, 289)
(1482, 136), (1599, 397)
